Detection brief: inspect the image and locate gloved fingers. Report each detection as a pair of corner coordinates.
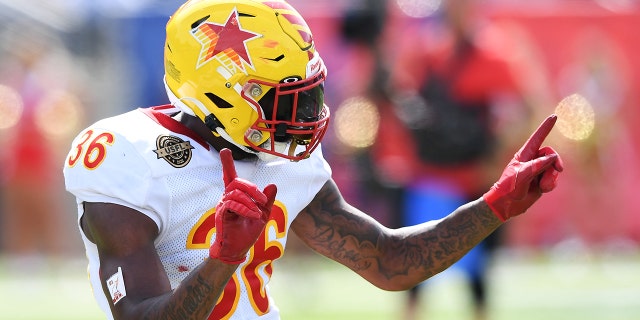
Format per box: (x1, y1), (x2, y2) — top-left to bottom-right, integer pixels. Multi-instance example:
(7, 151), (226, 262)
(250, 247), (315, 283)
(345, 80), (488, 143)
(539, 167), (560, 193)
(510, 148), (560, 200)
(515, 114), (557, 161)
(525, 153), (559, 178)
(538, 146), (564, 172)
(262, 184), (278, 210)
(225, 179), (268, 205)
(220, 191), (262, 219)
(510, 153), (558, 200)
(220, 148), (238, 187)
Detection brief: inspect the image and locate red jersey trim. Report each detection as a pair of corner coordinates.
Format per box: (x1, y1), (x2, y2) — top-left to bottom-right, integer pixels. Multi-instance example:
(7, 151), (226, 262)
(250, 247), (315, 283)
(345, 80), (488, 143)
(139, 106), (211, 151)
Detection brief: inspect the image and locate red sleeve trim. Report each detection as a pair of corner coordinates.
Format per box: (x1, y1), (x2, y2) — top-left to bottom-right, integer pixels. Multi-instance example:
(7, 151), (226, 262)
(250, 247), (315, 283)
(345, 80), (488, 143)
(139, 106), (210, 151)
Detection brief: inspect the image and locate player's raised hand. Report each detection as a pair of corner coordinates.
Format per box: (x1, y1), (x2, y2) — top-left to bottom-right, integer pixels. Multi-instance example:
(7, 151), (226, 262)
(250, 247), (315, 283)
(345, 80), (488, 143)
(210, 148), (277, 264)
(483, 115), (564, 221)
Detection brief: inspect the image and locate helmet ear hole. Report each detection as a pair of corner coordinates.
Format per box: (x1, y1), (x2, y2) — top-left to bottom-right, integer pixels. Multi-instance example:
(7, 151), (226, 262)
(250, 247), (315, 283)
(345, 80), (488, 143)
(205, 92), (234, 109)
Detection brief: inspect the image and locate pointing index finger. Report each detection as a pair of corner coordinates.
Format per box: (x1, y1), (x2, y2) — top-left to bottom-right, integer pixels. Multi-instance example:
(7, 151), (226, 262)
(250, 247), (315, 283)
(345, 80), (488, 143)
(220, 148), (237, 187)
(515, 114), (557, 161)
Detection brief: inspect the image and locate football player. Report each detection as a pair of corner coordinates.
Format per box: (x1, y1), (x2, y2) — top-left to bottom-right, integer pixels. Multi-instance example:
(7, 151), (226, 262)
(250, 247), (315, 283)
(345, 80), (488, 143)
(63, 0), (563, 319)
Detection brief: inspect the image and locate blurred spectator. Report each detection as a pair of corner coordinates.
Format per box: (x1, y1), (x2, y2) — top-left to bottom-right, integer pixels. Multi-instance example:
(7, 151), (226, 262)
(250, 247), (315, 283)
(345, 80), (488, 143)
(329, 0), (398, 225)
(352, 0), (552, 319)
(0, 22), (85, 267)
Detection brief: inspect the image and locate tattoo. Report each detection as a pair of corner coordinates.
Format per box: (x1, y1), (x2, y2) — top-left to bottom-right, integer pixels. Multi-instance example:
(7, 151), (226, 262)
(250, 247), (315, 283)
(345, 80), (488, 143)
(182, 276), (211, 314)
(301, 187), (379, 271)
(146, 275), (215, 320)
(298, 181), (501, 284)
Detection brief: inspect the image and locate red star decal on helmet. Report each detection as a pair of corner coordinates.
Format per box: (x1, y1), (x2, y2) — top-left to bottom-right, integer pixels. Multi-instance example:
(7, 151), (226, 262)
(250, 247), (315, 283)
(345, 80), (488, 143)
(191, 8), (261, 71)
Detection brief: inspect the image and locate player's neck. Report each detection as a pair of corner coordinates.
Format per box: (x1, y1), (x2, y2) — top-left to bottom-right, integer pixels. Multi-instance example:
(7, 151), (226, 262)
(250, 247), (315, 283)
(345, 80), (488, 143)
(173, 112), (256, 160)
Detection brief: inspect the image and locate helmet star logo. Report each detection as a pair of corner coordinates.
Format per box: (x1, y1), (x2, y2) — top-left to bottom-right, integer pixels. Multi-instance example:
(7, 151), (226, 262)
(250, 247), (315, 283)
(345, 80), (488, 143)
(191, 8), (261, 71)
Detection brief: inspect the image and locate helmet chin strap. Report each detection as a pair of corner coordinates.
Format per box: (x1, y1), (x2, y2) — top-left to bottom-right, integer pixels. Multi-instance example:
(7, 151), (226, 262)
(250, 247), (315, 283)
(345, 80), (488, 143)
(214, 127), (260, 156)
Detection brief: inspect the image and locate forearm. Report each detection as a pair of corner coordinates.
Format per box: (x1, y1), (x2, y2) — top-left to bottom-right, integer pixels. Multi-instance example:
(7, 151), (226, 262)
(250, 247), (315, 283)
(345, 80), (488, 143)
(378, 198), (502, 290)
(293, 180), (503, 291)
(116, 258), (237, 320)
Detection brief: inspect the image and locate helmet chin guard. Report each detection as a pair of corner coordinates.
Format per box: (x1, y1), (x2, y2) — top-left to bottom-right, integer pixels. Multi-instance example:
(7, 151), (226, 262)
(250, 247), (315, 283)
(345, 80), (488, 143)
(241, 65), (329, 161)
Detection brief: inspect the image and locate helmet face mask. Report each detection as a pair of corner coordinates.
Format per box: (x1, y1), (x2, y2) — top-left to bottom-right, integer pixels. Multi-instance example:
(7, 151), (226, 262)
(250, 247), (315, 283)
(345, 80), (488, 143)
(245, 70), (329, 160)
(164, 0), (329, 161)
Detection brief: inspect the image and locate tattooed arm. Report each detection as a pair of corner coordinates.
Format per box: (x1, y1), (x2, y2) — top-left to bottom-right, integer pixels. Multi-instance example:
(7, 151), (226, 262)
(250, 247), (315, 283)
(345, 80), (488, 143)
(82, 202), (237, 320)
(291, 179), (502, 291)
(291, 116), (563, 291)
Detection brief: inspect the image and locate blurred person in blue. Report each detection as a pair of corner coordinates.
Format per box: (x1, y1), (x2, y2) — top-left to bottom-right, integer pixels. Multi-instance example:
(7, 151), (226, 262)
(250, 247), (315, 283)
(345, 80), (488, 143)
(374, 1), (547, 319)
(62, 0), (563, 319)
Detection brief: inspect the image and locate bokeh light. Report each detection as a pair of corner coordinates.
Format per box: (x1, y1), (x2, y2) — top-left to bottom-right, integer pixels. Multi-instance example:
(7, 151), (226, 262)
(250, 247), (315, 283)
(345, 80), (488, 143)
(334, 96), (380, 149)
(554, 93), (596, 141)
(34, 90), (84, 138)
(395, 0), (442, 18)
(0, 85), (24, 130)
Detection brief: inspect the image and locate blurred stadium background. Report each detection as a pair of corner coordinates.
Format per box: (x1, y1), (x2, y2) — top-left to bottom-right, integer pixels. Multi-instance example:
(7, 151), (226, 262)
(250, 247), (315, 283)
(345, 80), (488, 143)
(1, 0), (640, 319)
(1, 252), (640, 319)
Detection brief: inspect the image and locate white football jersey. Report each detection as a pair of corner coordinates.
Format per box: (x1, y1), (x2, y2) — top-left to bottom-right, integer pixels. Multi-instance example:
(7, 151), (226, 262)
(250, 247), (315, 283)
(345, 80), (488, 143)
(63, 105), (332, 319)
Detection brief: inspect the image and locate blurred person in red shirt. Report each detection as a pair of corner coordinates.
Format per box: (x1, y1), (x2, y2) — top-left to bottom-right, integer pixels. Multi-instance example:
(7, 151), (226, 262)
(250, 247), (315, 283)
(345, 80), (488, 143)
(369, 1), (550, 319)
(0, 24), (84, 266)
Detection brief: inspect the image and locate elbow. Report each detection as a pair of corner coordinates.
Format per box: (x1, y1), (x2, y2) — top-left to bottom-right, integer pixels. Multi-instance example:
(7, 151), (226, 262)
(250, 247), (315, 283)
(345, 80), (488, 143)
(378, 282), (418, 292)
(368, 275), (432, 292)
(369, 263), (443, 291)
(366, 231), (440, 292)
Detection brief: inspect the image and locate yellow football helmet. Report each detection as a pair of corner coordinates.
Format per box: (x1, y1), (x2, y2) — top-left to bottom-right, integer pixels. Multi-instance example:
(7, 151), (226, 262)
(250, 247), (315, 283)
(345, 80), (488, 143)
(164, 0), (329, 161)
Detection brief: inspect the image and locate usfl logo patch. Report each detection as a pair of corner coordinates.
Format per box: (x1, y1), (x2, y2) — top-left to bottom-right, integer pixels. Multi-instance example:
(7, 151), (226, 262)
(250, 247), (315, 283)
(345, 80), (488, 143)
(153, 135), (194, 168)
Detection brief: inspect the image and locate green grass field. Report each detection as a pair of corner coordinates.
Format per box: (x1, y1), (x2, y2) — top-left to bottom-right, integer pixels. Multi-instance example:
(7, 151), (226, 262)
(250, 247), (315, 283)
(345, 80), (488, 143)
(1, 250), (639, 320)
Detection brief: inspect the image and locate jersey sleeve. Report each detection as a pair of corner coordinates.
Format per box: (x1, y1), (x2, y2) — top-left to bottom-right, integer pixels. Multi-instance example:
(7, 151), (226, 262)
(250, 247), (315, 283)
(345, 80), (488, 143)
(306, 145), (332, 190)
(292, 144), (332, 210)
(63, 127), (164, 230)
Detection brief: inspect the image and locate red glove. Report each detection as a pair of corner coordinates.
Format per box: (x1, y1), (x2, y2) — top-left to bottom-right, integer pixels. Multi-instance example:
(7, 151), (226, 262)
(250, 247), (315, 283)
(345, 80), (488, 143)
(483, 115), (564, 221)
(210, 148), (277, 264)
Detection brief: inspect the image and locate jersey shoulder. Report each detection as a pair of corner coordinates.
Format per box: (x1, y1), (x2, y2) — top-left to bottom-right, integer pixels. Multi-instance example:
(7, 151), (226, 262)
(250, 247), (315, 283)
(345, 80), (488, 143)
(63, 106), (210, 208)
